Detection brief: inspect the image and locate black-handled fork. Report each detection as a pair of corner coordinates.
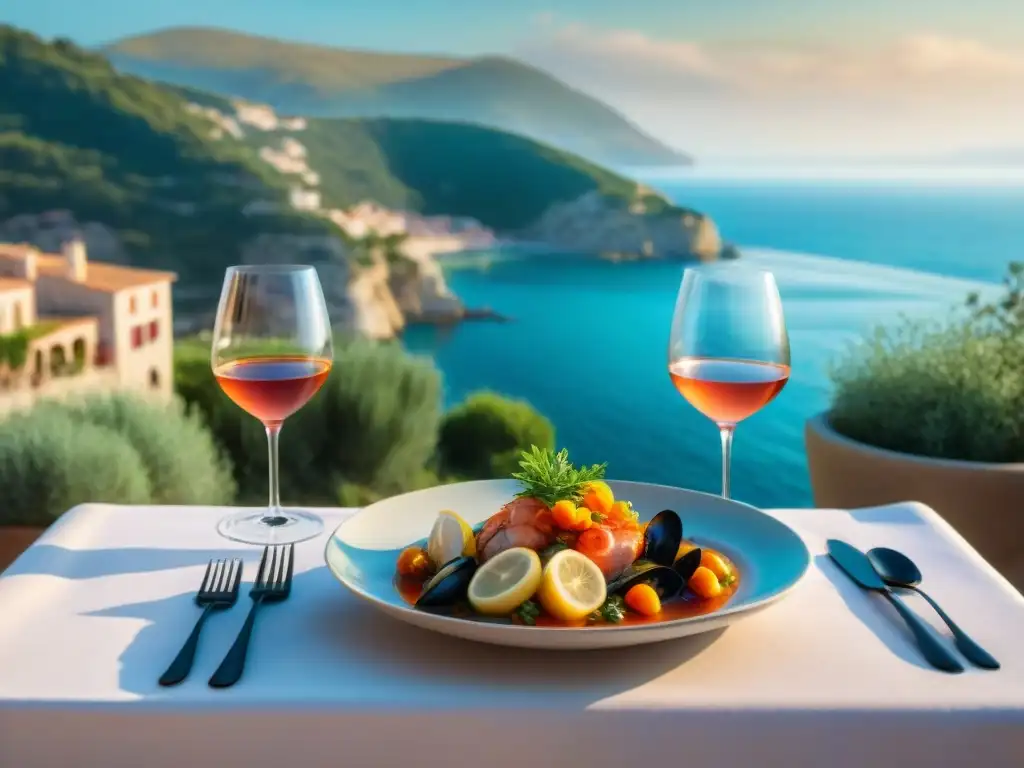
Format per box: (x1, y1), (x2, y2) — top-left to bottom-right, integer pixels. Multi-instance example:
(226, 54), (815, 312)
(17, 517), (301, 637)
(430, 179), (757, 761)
(209, 544), (294, 689)
(159, 558), (243, 687)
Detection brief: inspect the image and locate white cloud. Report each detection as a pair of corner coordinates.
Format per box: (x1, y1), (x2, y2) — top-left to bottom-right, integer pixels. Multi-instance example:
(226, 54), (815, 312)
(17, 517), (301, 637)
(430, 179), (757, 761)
(513, 24), (1024, 156)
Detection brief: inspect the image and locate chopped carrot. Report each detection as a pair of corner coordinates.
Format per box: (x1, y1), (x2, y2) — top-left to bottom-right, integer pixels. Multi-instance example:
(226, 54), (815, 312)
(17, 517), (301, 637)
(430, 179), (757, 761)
(625, 583), (662, 616)
(607, 500), (637, 524)
(571, 505), (595, 531)
(551, 500), (578, 531)
(689, 566), (723, 599)
(576, 525), (615, 558)
(581, 481), (615, 515)
(396, 546), (433, 580)
(700, 550), (732, 581)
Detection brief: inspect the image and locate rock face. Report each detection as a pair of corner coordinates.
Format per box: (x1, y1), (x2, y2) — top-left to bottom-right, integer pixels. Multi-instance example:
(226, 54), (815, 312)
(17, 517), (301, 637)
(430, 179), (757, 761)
(0, 211), (128, 263)
(521, 191), (722, 261)
(239, 233), (463, 340)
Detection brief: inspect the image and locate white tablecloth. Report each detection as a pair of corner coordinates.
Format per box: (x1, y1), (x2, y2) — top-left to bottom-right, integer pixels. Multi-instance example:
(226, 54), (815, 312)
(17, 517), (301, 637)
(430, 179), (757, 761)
(0, 501), (1022, 768)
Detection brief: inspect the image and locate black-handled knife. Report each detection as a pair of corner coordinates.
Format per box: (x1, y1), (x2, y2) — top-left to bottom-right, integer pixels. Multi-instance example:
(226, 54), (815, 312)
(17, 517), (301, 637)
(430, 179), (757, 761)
(827, 539), (964, 674)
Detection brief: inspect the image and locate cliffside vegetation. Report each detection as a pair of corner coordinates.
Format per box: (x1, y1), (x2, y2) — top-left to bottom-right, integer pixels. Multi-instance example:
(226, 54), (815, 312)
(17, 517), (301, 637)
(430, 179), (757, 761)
(173, 85), (689, 232)
(0, 24), (337, 283)
(285, 117), (649, 231)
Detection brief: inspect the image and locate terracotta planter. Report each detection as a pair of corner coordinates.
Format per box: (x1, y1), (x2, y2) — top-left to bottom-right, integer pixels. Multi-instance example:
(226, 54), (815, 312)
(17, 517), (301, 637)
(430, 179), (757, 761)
(805, 412), (1024, 593)
(0, 526), (46, 573)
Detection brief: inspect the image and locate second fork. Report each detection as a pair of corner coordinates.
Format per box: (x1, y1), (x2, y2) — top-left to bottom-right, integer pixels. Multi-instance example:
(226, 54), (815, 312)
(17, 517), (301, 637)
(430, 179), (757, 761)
(209, 544), (294, 689)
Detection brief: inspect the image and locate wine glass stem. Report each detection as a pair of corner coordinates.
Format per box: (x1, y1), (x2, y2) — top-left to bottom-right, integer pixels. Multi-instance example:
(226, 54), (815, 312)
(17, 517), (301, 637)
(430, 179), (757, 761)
(718, 424), (735, 499)
(265, 422), (283, 523)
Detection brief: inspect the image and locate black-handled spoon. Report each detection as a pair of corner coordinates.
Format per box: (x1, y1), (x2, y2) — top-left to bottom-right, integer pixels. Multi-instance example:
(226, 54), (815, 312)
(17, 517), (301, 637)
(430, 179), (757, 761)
(868, 547), (999, 670)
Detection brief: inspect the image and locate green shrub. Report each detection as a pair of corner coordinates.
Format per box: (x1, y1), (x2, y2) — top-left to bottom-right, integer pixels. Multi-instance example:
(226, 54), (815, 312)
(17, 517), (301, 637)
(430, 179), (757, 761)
(174, 335), (267, 498)
(0, 408), (152, 525)
(439, 391), (555, 478)
(54, 394), (236, 505)
(176, 336), (444, 503)
(284, 339), (443, 496)
(828, 263), (1024, 462)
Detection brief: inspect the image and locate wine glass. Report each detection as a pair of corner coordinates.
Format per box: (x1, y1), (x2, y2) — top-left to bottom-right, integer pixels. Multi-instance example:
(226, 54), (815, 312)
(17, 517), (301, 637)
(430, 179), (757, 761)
(211, 265), (333, 544)
(668, 264), (790, 499)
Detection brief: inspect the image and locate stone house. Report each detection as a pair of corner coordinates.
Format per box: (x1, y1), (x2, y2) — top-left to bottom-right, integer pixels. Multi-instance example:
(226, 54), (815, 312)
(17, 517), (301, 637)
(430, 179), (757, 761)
(0, 238), (176, 410)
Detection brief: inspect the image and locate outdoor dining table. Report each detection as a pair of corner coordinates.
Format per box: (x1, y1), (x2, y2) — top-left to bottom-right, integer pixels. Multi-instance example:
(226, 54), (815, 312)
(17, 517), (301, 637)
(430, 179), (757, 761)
(0, 500), (1021, 767)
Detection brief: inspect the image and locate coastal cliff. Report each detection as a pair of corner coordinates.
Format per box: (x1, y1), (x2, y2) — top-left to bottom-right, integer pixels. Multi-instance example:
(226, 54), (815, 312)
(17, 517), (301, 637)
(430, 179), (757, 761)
(522, 190), (722, 261)
(239, 232), (463, 340)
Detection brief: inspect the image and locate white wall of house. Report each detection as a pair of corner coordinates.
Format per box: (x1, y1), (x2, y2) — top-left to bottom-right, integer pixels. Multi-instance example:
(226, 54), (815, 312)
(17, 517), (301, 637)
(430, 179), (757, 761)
(114, 282), (174, 398)
(0, 287), (36, 333)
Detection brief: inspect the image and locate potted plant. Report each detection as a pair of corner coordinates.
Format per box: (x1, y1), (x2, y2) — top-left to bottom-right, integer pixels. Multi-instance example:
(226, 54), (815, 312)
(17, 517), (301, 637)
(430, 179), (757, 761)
(805, 263), (1024, 592)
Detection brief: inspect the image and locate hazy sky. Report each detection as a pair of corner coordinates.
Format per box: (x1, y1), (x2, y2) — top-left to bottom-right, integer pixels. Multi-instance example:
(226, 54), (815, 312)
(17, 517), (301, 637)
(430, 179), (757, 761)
(6, 0), (1024, 159)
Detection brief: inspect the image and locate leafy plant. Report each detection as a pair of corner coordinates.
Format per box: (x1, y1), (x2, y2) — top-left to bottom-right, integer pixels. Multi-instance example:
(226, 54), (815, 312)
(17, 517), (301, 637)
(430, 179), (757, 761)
(49, 394), (236, 505)
(0, 330), (29, 370)
(0, 405), (152, 526)
(828, 262), (1024, 462)
(438, 391), (554, 479)
(177, 336), (443, 503)
(284, 339), (443, 496)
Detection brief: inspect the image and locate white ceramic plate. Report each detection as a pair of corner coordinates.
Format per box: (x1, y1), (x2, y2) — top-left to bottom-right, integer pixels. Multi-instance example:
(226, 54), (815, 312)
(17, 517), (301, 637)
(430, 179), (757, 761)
(324, 479), (811, 649)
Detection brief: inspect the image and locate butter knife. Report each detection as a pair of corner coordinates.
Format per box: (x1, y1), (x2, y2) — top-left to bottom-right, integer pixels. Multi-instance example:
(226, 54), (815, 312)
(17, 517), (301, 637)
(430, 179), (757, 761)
(827, 539), (964, 674)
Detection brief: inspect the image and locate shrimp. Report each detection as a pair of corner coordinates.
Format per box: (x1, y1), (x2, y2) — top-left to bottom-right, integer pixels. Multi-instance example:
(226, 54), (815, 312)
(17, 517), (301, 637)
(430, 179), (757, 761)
(575, 521), (644, 580)
(476, 497), (556, 562)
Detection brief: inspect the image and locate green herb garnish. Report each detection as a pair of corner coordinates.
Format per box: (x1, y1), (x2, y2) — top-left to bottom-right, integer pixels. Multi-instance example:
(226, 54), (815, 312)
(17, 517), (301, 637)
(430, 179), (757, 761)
(590, 595), (626, 624)
(539, 541), (569, 563)
(514, 600), (541, 626)
(511, 446), (607, 506)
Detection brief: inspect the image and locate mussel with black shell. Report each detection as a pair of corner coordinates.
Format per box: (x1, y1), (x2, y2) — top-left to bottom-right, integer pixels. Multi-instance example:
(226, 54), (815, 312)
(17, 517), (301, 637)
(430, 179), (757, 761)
(673, 546), (703, 583)
(642, 509), (684, 567)
(415, 555), (477, 608)
(608, 559), (684, 600)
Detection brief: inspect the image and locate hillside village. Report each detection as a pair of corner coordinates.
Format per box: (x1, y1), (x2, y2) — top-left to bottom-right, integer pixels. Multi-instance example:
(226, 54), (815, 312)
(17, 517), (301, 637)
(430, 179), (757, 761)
(0, 235), (175, 414)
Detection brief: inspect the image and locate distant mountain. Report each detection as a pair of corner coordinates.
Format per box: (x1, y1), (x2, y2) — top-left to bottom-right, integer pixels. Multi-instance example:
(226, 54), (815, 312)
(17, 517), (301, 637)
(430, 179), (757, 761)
(103, 27), (690, 168)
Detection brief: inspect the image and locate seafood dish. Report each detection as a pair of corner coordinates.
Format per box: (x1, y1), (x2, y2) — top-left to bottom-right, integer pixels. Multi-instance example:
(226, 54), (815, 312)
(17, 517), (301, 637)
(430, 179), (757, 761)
(394, 447), (740, 626)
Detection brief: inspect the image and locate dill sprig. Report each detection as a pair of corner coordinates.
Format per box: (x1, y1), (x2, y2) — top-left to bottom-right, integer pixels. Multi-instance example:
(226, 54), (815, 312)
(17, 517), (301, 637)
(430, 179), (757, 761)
(511, 445), (606, 506)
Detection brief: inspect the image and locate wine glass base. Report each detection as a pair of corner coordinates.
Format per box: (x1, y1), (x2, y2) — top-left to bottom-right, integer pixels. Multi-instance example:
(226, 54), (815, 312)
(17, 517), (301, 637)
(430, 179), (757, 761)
(216, 509), (324, 545)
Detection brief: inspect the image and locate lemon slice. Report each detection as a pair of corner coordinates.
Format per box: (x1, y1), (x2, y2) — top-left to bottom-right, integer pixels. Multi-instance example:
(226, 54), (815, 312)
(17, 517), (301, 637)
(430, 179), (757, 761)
(467, 547), (542, 615)
(439, 509), (476, 558)
(427, 513), (465, 568)
(537, 549), (607, 621)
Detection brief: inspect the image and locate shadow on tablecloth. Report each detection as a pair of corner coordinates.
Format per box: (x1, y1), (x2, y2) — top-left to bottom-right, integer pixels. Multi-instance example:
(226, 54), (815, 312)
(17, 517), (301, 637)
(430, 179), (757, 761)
(85, 564), (728, 706)
(814, 553), (932, 671)
(4, 544), (229, 579)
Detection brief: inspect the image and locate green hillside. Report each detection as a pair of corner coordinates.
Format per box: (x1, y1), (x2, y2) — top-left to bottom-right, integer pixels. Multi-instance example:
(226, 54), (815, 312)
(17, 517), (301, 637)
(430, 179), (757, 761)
(167, 85), (663, 231)
(0, 25), (336, 283)
(281, 118), (643, 231)
(104, 27), (689, 168)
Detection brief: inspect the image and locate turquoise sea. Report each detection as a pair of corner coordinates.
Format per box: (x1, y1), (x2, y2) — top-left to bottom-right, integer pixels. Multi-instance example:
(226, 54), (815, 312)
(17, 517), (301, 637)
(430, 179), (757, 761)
(404, 174), (1024, 509)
